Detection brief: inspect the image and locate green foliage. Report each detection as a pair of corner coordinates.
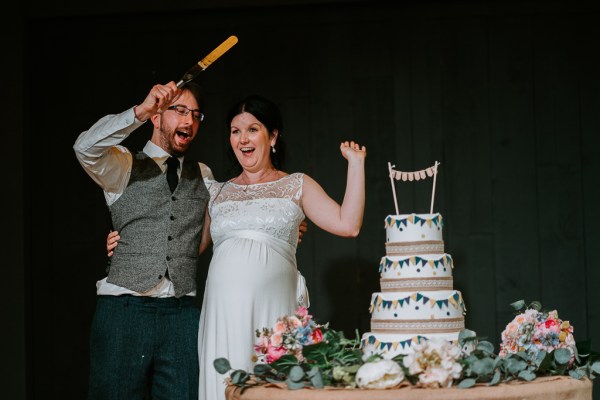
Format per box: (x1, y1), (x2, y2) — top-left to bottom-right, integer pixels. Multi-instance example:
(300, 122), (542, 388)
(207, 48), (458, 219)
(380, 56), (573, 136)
(215, 328), (365, 391)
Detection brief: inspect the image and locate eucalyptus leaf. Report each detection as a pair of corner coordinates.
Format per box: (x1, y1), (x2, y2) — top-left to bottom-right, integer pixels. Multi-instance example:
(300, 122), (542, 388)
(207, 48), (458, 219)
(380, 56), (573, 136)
(554, 348), (572, 365)
(476, 341), (495, 355)
(489, 369), (501, 386)
(213, 358), (232, 374)
(459, 329), (477, 341)
(253, 364), (273, 375)
(591, 361), (600, 374)
(308, 367), (324, 388)
(231, 370), (250, 385)
(457, 378), (476, 388)
(510, 300), (525, 311)
(493, 356), (504, 370)
(506, 358), (528, 375)
(536, 350), (551, 369)
(286, 379), (305, 390)
(288, 365), (305, 382)
(518, 370), (536, 381)
(529, 301), (542, 311)
(471, 358), (494, 376)
(569, 369), (586, 379)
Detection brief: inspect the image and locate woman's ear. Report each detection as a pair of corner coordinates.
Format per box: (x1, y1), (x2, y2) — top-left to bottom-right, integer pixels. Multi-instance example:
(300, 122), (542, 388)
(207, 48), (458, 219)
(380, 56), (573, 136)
(271, 129), (279, 146)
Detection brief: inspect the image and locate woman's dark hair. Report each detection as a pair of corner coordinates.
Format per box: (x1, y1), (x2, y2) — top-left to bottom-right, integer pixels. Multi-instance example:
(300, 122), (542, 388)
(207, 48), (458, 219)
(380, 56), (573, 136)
(225, 95), (286, 176)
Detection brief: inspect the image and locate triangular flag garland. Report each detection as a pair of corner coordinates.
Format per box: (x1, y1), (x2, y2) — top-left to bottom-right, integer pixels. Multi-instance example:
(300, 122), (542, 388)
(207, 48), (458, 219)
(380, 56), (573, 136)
(388, 161), (440, 215)
(372, 292), (464, 311)
(384, 214), (443, 229)
(378, 255), (453, 273)
(360, 335), (428, 351)
(389, 165), (438, 182)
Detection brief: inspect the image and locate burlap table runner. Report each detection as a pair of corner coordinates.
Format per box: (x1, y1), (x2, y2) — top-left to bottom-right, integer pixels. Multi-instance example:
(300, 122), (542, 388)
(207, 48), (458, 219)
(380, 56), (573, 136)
(225, 375), (592, 400)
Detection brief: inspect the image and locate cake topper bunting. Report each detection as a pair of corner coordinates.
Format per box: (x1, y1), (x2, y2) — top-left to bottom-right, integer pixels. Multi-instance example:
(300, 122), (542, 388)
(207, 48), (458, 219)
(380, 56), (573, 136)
(388, 161), (440, 214)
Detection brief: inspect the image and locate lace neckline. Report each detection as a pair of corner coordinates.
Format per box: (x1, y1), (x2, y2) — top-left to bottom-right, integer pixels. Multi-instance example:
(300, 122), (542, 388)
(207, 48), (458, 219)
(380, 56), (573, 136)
(228, 173), (290, 190)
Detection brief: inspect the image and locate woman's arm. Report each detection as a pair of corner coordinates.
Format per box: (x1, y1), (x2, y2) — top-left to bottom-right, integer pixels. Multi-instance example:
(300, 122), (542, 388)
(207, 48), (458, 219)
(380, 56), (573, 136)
(301, 141), (366, 237)
(198, 208), (212, 255)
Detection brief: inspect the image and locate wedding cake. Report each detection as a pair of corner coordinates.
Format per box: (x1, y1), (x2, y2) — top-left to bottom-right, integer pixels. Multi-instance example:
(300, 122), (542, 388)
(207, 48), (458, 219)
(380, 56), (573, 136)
(361, 163), (466, 358)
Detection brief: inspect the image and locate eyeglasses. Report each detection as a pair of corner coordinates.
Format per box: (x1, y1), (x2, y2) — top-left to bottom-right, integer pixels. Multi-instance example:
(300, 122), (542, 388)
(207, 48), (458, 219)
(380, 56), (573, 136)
(167, 105), (205, 122)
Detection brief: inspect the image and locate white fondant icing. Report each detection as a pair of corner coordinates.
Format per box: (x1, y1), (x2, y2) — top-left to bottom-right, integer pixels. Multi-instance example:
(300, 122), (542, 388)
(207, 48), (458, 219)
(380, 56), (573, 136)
(361, 213), (470, 358)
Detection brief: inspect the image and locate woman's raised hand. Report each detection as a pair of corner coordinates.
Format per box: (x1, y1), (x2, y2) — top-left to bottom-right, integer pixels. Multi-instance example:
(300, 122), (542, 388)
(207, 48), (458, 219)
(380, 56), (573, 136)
(340, 141), (367, 162)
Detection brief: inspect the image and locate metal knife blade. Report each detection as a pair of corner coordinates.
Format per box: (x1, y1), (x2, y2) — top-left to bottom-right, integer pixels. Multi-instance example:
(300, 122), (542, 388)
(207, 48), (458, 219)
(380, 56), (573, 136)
(176, 35), (238, 87)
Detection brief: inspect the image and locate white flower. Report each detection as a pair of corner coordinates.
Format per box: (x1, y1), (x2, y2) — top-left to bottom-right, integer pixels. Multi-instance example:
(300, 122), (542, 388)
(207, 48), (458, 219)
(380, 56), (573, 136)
(403, 338), (462, 388)
(355, 360), (405, 389)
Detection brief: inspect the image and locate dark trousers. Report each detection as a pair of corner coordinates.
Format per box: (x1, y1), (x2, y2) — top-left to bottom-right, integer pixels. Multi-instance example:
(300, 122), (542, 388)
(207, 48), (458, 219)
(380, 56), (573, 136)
(88, 295), (200, 400)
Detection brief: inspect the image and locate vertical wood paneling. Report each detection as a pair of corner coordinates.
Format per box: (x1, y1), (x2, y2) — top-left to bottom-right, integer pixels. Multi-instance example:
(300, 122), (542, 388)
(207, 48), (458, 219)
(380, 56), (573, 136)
(578, 15), (600, 380)
(440, 16), (497, 343)
(305, 21), (361, 330)
(488, 16), (541, 332)
(531, 15), (588, 334)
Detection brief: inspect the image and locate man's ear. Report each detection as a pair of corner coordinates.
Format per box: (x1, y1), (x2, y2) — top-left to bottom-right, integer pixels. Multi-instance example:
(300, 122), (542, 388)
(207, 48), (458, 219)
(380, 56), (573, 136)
(150, 113), (161, 129)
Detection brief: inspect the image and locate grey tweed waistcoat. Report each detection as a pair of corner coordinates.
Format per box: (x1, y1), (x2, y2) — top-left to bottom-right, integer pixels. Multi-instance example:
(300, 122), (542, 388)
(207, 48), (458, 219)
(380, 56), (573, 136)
(107, 152), (209, 297)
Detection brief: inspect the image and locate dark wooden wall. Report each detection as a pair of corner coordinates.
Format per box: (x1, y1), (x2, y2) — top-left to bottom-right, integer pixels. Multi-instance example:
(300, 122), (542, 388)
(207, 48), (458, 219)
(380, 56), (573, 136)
(13, 0), (600, 398)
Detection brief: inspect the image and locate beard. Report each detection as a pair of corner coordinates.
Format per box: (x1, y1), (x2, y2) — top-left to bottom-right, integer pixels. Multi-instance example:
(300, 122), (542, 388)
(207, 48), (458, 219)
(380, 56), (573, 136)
(158, 119), (192, 157)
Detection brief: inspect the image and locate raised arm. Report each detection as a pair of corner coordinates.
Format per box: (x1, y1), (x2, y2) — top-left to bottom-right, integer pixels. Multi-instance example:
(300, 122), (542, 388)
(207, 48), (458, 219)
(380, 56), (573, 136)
(301, 141), (366, 237)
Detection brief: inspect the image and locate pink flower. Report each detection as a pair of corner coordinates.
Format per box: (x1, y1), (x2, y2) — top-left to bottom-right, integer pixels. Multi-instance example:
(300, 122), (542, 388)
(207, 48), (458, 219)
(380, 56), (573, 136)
(266, 346), (287, 363)
(271, 332), (283, 347)
(296, 306), (308, 318)
(273, 320), (287, 334)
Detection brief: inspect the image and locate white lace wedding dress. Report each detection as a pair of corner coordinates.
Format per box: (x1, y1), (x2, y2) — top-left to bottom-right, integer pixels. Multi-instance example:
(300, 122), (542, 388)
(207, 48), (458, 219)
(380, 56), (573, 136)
(197, 173), (307, 400)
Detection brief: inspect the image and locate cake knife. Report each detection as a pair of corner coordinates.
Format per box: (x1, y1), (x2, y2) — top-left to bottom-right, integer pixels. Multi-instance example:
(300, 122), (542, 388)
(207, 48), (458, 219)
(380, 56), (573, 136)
(176, 35), (239, 87)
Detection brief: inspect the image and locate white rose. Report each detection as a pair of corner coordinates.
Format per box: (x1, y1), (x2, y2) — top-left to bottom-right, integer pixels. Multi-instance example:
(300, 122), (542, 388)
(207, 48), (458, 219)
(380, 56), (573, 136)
(355, 360), (405, 389)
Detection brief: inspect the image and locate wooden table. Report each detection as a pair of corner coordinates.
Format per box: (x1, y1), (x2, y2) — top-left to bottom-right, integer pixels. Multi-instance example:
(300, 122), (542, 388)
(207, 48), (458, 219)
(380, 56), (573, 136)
(225, 376), (592, 400)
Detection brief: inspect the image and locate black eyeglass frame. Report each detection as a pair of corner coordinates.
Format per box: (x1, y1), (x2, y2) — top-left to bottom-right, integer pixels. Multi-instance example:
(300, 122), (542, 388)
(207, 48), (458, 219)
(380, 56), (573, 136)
(167, 105), (205, 122)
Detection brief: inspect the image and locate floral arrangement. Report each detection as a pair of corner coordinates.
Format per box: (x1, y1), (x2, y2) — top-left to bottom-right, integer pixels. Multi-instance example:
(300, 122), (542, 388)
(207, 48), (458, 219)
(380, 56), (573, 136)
(499, 300), (576, 363)
(254, 306), (324, 364)
(215, 300), (600, 392)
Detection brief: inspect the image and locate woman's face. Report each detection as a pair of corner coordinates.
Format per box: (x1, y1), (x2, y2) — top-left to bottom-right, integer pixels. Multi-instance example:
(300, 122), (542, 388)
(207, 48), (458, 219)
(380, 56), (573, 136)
(230, 112), (277, 173)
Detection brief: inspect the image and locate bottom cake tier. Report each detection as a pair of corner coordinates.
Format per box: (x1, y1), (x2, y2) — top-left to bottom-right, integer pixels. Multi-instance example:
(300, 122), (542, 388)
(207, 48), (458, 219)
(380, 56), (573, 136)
(360, 331), (461, 358)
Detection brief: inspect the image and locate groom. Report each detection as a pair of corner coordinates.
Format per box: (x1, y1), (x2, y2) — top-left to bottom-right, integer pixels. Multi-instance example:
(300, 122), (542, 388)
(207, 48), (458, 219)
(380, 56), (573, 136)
(74, 81), (210, 400)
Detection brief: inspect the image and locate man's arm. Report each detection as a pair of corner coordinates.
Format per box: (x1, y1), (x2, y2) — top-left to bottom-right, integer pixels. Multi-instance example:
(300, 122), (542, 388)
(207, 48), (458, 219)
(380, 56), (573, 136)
(73, 107), (143, 193)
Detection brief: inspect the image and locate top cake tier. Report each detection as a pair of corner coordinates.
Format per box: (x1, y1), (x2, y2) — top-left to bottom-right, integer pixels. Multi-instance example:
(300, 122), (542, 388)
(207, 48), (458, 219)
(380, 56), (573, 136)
(385, 213), (444, 255)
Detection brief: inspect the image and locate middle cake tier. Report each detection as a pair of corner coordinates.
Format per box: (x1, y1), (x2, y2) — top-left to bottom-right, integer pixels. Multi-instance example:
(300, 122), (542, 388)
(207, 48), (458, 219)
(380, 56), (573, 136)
(379, 253), (454, 292)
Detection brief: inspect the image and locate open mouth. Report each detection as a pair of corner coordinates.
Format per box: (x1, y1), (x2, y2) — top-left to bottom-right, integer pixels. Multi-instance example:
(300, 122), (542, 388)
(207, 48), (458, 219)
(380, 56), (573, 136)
(176, 130), (190, 139)
(175, 130), (191, 144)
(240, 147), (255, 154)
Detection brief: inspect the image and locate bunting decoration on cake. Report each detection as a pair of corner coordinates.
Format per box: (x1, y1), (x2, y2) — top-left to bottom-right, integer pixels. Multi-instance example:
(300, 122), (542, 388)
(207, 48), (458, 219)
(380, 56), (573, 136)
(379, 255), (453, 273)
(360, 335), (428, 352)
(384, 214), (443, 229)
(372, 292), (464, 311)
(388, 161), (440, 214)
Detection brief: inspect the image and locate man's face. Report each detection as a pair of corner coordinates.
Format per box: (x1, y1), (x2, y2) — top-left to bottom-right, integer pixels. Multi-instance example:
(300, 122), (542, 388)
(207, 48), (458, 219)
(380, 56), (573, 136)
(152, 89), (202, 157)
